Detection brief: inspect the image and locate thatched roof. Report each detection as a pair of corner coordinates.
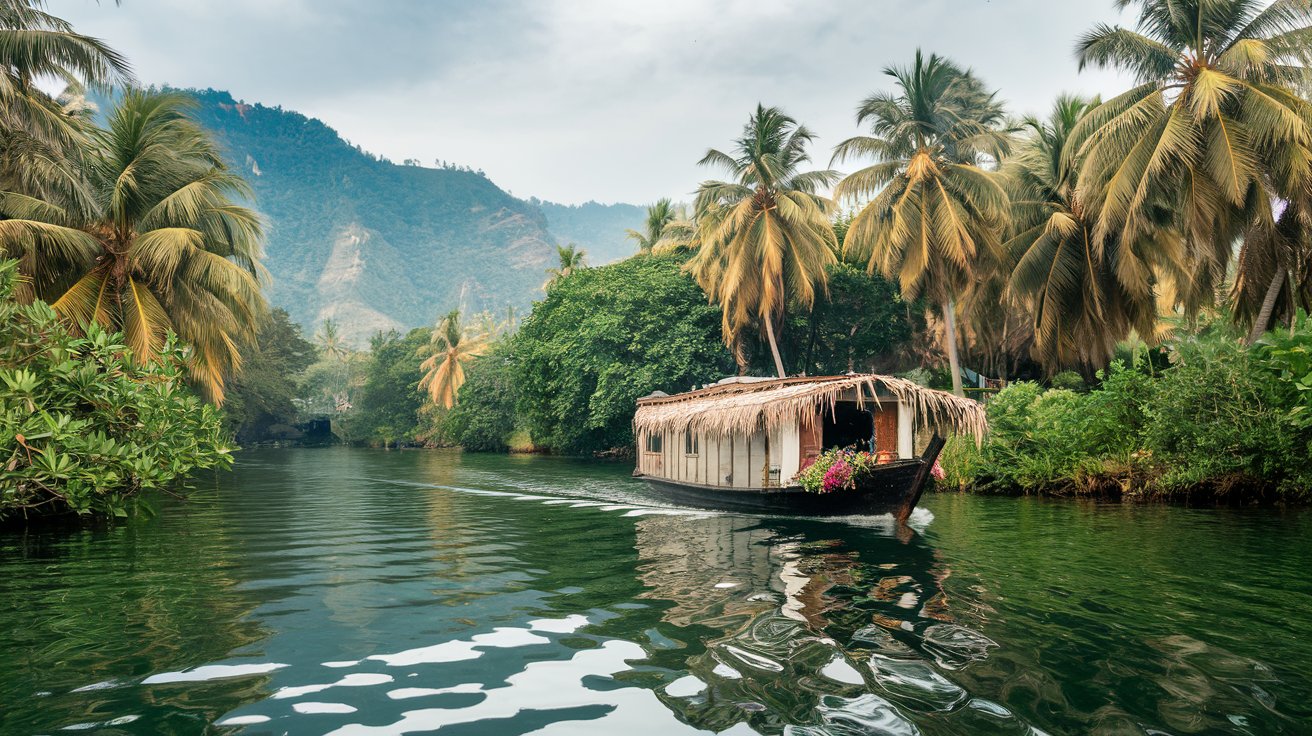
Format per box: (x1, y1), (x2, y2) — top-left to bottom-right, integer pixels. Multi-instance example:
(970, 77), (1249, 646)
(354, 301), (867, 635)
(634, 375), (987, 441)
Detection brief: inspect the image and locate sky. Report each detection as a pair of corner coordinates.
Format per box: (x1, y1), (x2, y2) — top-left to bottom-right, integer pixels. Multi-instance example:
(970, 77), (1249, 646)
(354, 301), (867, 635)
(53, 0), (1137, 206)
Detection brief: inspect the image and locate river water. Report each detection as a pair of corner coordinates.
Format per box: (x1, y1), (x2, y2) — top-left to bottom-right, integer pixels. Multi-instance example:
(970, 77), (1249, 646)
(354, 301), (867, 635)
(2, 449), (1309, 735)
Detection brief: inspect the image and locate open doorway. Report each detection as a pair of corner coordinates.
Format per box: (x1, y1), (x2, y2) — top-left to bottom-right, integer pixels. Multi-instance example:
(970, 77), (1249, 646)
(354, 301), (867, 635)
(822, 402), (874, 451)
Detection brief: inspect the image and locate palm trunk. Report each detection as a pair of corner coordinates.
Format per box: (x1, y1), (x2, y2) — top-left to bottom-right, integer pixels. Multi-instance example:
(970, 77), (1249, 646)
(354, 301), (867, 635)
(764, 315), (786, 378)
(943, 298), (964, 398)
(1245, 266), (1287, 346)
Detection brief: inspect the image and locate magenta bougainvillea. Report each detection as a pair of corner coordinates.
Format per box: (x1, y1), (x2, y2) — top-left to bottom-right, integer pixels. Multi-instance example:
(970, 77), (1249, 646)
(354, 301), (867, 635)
(821, 458), (853, 493)
(795, 448), (879, 494)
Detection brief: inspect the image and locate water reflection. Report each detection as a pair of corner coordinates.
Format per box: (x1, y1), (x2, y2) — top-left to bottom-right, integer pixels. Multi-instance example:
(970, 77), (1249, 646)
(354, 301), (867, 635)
(1, 449), (1309, 735)
(630, 512), (1038, 735)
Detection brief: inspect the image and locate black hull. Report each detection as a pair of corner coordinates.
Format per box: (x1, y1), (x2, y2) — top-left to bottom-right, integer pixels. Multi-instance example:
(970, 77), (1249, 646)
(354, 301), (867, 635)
(639, 464), (918, 516)
(635, 435), (946, 520)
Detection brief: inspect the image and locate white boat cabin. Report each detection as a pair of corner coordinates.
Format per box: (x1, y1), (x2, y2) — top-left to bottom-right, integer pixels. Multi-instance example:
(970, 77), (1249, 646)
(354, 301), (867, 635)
(633, 375), (983, 491)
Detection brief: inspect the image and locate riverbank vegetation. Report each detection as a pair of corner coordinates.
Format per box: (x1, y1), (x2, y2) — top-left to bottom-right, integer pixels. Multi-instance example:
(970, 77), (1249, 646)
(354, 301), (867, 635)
(941, 316), (1312, 502)
(0, 1), (264, 518)
(0, 260), (231, 520)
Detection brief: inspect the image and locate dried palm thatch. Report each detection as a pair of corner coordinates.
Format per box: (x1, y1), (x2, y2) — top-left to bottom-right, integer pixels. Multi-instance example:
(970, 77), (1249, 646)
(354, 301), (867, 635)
(634, 375), (987, 443)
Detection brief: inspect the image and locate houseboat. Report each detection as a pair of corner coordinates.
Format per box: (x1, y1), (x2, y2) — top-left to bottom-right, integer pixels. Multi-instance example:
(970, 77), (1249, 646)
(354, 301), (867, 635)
(632, 374), (987, 521)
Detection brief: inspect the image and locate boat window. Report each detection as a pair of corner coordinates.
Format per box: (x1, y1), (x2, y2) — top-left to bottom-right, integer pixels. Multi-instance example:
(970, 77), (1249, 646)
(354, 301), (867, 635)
(684, 432), (699, 455)
(645, 433), (662, 453)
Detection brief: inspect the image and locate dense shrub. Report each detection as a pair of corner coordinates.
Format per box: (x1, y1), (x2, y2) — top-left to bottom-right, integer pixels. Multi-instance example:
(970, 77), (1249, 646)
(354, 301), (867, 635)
(445, 341), (518, 452)
(0, 261), (232, 519)
(1144, 332), (1310, 495)
(942, 325), (1312, 502)
(514, 254), (735, 455)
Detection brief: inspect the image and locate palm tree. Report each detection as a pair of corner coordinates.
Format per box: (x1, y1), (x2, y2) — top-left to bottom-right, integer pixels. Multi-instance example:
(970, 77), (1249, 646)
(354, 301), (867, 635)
(0, 89), (267, 403)
(1074, 0), (1312, 328)
(316, 318), (348, 361)
(544, 243), (586, 286)
(833, 51), (1012, 396)
(1005, 95), (1163, 371)
(627, 198), (677, 253)
(0, 0), (132, 213)
(1235, 200), (1309, 343)
(689, 104), (839, 378)
(418, 309), (488, 409)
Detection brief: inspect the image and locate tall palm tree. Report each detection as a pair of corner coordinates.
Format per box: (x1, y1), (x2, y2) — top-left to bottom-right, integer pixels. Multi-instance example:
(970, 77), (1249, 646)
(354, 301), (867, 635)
(833, 50), (1012, 396)
(1074, 0), (1312, 328)
(544, 242), (585, 286)
(1005, 95), (1163, 371)
(0, 0), (132, 214)
(0, 89), (267, 403)
(689, 104), (839, 378)
(418, 309), (487, 409)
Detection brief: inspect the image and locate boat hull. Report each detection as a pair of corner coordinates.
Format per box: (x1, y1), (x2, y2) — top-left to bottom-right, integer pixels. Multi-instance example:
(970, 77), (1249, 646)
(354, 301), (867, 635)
(638, 460), (928, 517)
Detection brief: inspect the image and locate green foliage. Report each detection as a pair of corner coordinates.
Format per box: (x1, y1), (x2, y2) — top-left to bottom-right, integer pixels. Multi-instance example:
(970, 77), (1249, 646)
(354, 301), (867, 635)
(943, 327), (1312, 500)
(1144, 330), (1310, 494)
(0, 260), (231, 519)
(514, 254), (735, 455)
(1258, 311), (1312, 430)
(445, 340), (518, 452)
(352, 327), (430, 446)
(1048, 371), (1086, 392)
(783, 263), (919, 375)
(223, 308), (316, 442)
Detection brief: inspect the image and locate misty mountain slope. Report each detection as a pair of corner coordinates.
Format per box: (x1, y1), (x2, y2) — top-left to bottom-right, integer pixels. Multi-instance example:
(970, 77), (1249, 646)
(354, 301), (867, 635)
(536, 200), (647, 264)
(182, 89), (643, 345)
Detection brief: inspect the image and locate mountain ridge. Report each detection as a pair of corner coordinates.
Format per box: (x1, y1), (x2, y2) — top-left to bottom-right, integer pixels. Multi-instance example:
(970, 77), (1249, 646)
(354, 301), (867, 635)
(171, 88), (643, 345)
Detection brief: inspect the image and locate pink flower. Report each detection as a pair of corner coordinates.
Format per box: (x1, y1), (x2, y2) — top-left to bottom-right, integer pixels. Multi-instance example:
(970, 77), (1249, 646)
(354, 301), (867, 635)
(930, 459), (945, 480)
(821, 459), (853, 494)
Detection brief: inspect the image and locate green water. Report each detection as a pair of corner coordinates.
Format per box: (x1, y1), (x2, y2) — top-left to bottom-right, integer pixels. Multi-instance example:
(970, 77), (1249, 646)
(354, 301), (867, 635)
(2, 449), (1310, 735)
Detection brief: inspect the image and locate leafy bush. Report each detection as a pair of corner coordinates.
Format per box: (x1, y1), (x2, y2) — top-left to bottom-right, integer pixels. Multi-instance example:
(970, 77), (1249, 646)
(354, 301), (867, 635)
(445, 340), (518, 452)
(351, 327), (430, 446)
(942, 327), (1312, 501)
(1257, 311), (1312, 431)
(513, 254), (735, 455)
(781, 263), (921, 375)
(0, 261), (232, 519)
(1048, 370), (1086, 392)
(1144, 331), (1311, 495)
(223, 308), (317, 442)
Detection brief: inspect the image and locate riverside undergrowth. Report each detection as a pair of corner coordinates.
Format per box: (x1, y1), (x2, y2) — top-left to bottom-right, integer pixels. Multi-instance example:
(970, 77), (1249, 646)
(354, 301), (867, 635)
(0, 260), (233, 520)
(940, 320), (1312, 503)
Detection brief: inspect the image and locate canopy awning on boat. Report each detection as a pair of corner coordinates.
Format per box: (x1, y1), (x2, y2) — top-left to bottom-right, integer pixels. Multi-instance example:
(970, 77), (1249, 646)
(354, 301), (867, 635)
(633, 374), (987, 441)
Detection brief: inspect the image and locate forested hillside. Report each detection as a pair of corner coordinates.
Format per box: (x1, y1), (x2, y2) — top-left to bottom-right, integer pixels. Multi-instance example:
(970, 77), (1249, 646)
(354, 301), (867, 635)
(534, 200), (646, 264)
(182, 89), (641, 344)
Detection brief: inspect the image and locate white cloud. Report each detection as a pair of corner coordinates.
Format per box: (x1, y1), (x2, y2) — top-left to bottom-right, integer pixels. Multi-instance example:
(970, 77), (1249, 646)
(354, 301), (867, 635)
(52, 0), (1135, 204)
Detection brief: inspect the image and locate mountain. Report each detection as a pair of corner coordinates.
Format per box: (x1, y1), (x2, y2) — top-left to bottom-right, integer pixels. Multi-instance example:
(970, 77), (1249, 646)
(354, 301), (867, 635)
(533, 200), (645, 264)
(178, 89), (644, 345)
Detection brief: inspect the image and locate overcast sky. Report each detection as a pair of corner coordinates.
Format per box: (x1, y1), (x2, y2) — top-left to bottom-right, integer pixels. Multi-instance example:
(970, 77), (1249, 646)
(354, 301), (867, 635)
(53, 0), (1136, 206)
